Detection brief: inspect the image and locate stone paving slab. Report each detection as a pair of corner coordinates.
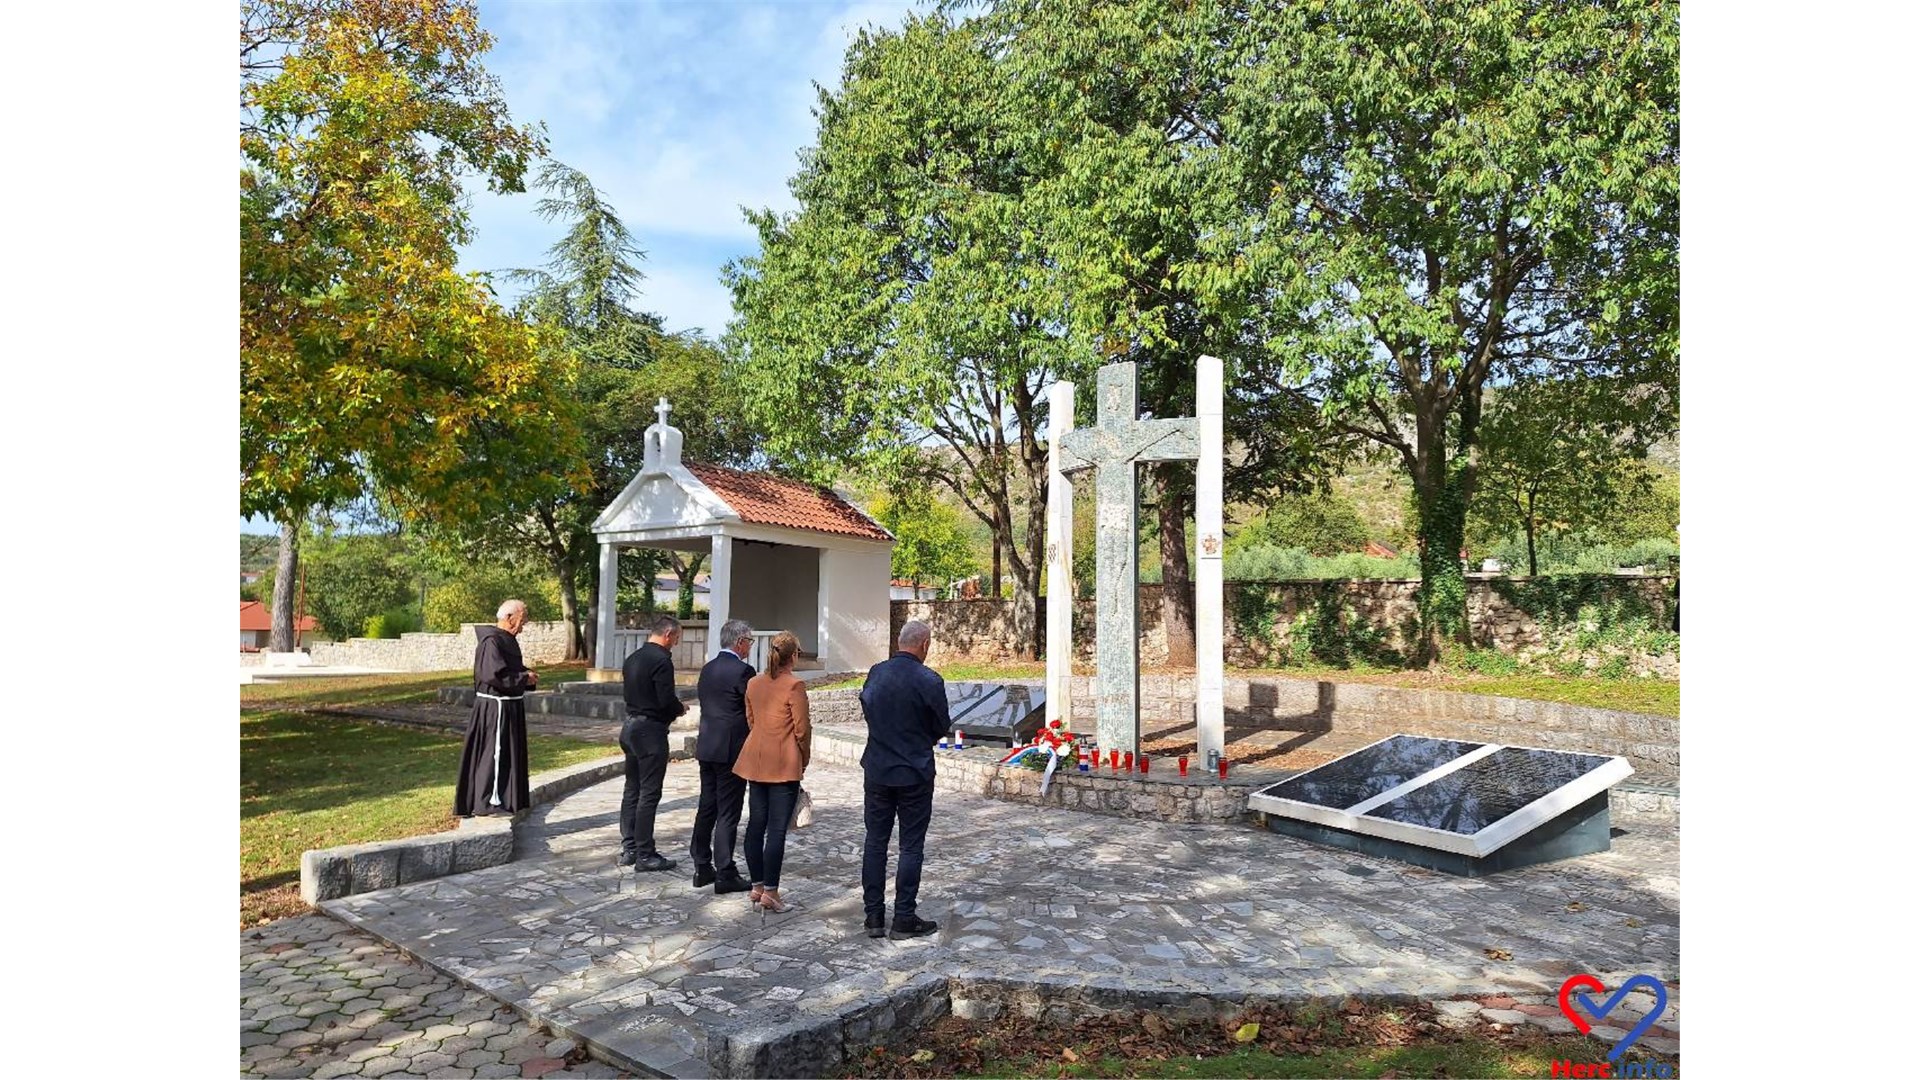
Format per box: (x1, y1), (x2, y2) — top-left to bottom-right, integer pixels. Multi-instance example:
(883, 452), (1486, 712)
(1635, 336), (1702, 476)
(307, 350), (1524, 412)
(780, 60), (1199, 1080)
(320, 758), (1677, 1076)
(242, 914), (632, 1078)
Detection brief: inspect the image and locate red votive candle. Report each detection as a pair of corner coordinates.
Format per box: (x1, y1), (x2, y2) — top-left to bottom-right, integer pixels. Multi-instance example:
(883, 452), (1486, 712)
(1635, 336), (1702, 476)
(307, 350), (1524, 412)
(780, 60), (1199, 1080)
(1140, 755), (1150, 776)
(1217, 757), (1230, 779)
(1108, 749), (1119, 771)
(1123, 751), (1134, 773)
(1178, 755), (1189, 777)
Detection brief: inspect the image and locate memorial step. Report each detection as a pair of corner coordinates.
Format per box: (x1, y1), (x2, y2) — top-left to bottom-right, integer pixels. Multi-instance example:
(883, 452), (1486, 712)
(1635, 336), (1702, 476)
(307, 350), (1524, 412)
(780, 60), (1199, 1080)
(436, 684), (698, 724)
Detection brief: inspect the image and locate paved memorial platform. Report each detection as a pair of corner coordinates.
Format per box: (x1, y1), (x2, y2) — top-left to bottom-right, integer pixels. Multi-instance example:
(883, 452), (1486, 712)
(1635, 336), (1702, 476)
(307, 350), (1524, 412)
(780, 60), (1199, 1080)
(321, 760), (1678, 1077)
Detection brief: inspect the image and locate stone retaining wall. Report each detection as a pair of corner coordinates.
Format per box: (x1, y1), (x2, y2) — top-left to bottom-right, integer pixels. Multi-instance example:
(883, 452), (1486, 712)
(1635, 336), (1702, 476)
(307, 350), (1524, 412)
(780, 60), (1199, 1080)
(298, 755), (625, 903)
(811, 727), (1258, 824)
(807, 673), (1678, 786)
(894, 574), (1677, 675)
(309, 620), (574, 672)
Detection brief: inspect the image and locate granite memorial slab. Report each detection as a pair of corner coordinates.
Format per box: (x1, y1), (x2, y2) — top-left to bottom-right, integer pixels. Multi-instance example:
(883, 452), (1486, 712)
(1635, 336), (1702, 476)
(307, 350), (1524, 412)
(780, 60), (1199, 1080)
(1247, 734), (1633, 876)
(942, 682), (1047, 747)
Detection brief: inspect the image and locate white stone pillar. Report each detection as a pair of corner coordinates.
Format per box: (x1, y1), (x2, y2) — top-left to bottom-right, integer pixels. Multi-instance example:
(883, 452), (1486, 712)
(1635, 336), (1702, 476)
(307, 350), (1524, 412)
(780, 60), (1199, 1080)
(1195, 355), (1226, 766)
(707, 530), (733, 660)
(595, 541), (621, 671)
(1045, 380), (1076, 730)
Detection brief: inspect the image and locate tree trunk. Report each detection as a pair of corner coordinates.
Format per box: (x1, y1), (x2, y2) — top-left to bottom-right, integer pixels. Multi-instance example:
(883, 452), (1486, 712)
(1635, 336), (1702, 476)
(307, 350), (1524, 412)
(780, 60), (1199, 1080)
(1154, 464), (1196, 668)
(670, 552), (706, 620)
(553, 548), (586, 661)
(1525, 520), (1539, 576)
(269, 519), (300, 652)
(991, 504), (1004, 599)
(1413, 452), (1471, 668)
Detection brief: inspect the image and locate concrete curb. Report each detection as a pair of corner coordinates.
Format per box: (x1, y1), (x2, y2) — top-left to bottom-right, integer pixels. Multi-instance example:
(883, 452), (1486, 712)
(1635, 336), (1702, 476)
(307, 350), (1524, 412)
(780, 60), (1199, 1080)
(298, 754), (627, 904)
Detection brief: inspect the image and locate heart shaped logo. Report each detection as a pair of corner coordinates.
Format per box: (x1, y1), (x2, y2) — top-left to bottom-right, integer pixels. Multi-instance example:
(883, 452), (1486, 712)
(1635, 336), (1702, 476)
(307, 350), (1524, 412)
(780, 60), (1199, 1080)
(1557, 973), (1669, 1061)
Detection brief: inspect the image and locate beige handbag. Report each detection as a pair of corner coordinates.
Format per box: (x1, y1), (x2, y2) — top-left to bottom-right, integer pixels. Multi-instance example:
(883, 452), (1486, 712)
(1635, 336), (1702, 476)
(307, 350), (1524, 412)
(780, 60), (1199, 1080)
(791, 786), (815, 829)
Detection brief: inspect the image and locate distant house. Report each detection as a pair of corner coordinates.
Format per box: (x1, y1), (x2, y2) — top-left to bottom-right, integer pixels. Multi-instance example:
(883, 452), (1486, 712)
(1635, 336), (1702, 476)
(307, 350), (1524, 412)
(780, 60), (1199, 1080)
(890, 579), (941, 601)
(1364, 540), (1399, 559)
(240, 601), (317, 651)
(652, 573), (711, 611)
(240, 570), (263, 586)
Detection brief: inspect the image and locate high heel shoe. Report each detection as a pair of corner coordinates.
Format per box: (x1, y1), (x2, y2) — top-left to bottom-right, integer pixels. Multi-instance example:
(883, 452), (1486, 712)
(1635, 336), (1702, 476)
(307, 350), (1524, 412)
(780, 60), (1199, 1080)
(759, 888), (789, 914)
(749, 883), (765, 905)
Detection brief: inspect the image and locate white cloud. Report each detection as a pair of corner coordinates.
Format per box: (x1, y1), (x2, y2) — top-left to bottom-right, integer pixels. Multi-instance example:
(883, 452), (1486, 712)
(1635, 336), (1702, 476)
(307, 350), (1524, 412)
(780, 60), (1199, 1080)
(458, 0), (922, 333)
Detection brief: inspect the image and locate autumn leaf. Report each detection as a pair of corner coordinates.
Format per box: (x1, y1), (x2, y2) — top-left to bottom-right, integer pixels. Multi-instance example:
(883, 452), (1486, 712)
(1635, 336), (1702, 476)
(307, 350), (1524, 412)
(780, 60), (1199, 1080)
(1566, 901), (1587, 913)
(1061, 1047), (1079, 1062)
(1233, 1023), (1260, 1043)
(1484, 948), (1512, 961)
(910, 1049), (935, 1064)
(1142, 1013), (1169, 1037)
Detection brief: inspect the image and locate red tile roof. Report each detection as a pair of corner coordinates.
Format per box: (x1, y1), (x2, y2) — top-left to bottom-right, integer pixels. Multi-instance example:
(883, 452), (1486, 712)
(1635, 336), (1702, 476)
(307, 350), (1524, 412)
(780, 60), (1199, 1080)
(240, 600), (317, 632)
(684, 462), (893, 543)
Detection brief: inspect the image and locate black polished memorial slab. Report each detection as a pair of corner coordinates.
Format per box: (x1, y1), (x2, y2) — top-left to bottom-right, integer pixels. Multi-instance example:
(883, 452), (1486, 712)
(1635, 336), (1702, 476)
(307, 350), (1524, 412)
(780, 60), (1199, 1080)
(944, 683), (1008, 724)
(1259, 791), (1613, 877)
(1258, 735), (1484, 810)
(1361, 747), (1613, 834)
(949, 684), (1047, 746)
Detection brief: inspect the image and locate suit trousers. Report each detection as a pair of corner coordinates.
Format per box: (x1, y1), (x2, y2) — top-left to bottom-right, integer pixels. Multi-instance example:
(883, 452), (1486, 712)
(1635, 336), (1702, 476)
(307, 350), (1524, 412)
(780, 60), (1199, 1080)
(862, 778), (934, 919)
(618, 716), (671, 858)
(689, 761), (746, 872)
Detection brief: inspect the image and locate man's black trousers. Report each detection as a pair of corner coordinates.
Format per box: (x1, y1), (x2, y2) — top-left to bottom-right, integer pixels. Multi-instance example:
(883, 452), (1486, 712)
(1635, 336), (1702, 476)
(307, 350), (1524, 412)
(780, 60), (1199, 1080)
(619, 716), (671, 859)
(690, 761), (746, 873)
(862, 778), (933, 920)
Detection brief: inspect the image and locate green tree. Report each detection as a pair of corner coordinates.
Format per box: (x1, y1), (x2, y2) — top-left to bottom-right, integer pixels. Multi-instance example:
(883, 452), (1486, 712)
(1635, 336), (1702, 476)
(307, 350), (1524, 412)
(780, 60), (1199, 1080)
(1231, 492), (1371, 559)
(873, 487), (977, 595)
(725, 14), (1080, 659)
(422, 564), (560, 633)
(1218, 0), (1679, 660)
(426, 162), (760, 660)
(1469, 378), (1665, 575)
(297, 532), (416, 641)
(241, 0), (566, 649)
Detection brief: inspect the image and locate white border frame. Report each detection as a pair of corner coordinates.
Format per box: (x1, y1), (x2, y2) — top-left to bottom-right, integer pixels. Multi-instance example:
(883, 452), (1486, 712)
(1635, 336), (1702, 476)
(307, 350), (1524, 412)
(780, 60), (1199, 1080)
(1247, 736), (1635, 857)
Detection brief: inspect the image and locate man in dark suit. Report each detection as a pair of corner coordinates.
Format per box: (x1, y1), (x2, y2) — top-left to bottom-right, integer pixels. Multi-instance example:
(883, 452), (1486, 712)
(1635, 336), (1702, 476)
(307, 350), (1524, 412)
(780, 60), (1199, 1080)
(620, 614), (685, 872)
(689, 618), (756, 893)
(858, 619), (950, 939)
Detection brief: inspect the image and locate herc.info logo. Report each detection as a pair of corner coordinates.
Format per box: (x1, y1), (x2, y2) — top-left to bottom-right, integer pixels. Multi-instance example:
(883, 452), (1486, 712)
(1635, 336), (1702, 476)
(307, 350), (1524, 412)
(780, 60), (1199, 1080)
(1549, 973), (1675, 1078)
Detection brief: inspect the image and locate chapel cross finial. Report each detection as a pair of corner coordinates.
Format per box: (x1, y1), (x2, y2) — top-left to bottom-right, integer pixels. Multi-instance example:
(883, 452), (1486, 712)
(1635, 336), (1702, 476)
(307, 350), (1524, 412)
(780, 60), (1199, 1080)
(655, 397), (673, 429)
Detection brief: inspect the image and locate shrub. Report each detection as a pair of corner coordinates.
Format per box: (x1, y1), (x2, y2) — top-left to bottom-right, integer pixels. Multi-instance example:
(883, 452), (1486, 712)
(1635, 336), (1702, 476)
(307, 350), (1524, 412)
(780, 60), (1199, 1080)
(424, 567), (560, 632)
(363, 606), (419, 639)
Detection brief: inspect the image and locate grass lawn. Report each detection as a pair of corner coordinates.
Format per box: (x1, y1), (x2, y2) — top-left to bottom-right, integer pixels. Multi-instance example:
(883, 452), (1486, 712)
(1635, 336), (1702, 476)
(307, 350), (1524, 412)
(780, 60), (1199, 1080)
(818, 660), (1675, 717)
(240, 664), (611, 926)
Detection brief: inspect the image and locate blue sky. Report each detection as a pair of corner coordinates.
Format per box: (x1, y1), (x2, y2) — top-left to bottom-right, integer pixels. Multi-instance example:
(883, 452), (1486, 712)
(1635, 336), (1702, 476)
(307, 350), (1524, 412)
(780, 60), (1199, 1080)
(462, 0), (923, 335)
(244, 0), (922, 534)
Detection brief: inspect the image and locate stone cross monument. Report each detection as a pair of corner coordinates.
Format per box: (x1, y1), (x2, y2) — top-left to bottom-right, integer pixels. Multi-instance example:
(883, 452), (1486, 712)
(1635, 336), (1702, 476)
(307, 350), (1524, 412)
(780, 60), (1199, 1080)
(1048, 357), (1225, 762)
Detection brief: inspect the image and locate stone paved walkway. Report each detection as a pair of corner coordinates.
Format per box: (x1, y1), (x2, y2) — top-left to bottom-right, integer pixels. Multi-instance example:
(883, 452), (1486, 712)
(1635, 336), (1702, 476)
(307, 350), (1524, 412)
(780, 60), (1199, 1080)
(320, 758), (1678, 1076)
(241, 914), (631, 1078)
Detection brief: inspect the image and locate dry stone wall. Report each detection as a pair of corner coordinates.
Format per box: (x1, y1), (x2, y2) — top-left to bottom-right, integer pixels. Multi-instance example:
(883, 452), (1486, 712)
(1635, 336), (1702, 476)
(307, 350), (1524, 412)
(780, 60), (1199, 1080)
(309, 620), (574, 672)
(894, 575), (1676, 677)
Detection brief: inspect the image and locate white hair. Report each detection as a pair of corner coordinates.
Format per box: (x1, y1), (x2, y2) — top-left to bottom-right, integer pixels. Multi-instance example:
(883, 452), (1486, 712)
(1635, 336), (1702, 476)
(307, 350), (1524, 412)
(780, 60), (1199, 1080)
(897, 620), (932, 651)
(496, 598), (527, 621)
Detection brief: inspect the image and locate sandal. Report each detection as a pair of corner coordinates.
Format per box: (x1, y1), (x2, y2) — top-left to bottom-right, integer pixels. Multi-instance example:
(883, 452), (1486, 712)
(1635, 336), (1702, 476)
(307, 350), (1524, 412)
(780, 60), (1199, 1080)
(759, 888), (789, 914)
(749, 883), (765, 905)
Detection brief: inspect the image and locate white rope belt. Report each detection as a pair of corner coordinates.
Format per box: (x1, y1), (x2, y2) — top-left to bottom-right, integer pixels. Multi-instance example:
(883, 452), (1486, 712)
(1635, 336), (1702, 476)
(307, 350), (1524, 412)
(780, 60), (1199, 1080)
(474, 692), (524, 807)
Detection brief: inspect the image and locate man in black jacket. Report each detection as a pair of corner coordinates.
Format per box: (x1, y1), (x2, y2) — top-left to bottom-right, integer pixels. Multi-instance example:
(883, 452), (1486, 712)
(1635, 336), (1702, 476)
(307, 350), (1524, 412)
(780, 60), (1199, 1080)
(858, 619), (950, 939)
(689, 618), (756, 892)
(620, 614), (685, 872)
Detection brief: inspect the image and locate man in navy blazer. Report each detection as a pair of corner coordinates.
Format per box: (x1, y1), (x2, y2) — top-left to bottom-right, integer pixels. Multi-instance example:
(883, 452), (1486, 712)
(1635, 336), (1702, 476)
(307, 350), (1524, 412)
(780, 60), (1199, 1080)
(690, 619), (757, 894)
(858, 619), (951, 939)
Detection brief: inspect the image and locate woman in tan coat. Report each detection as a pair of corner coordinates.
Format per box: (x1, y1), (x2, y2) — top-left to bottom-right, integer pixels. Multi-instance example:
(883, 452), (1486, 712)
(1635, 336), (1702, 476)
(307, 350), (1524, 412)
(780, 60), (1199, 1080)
(732, 631), (811, 912)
